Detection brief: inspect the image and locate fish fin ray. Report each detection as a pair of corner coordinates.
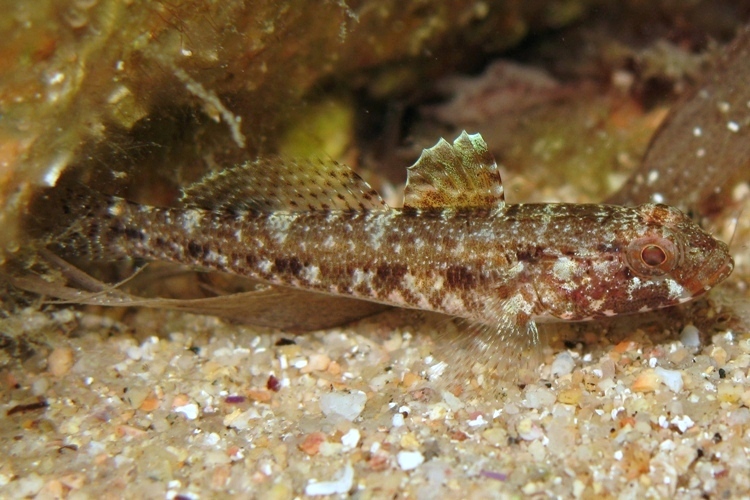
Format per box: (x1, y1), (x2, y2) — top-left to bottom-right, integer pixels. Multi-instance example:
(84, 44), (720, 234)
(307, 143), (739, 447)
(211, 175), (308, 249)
(404, 131), (505, 210)
(182, 158), (388, 212)
(10, 254), (389, 333)
(427, 290), (543, 393)
(427, 318), (543, 395)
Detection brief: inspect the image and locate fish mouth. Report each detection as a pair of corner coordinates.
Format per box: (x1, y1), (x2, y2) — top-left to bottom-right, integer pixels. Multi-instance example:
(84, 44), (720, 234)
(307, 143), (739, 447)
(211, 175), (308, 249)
(683, 248), (734, 299)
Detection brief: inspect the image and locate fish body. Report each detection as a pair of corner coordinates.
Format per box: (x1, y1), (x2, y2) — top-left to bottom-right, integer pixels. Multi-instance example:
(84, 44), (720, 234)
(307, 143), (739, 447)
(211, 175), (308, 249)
(38, 132), (733, 342)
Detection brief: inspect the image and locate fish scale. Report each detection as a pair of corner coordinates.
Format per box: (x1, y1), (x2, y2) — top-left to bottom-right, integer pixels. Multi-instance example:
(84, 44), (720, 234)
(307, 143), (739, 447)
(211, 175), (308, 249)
(33, 132), (734, 357)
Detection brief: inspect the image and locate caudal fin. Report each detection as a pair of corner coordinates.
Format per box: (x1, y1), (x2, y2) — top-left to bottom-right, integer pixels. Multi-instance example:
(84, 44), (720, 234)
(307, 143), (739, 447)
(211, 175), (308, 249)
(24, 182), (116, 259)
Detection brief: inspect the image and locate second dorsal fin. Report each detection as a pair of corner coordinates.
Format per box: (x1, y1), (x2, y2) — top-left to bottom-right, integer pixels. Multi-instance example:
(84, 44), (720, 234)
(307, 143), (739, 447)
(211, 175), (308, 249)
(404, 131), (505, 210)
(181, 158), (388, 212)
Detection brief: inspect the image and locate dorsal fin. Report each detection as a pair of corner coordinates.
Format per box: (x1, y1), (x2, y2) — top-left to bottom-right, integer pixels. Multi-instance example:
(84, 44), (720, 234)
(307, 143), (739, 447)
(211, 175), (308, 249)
(404, 131), (505, 210)
(181, 158), (388, 212)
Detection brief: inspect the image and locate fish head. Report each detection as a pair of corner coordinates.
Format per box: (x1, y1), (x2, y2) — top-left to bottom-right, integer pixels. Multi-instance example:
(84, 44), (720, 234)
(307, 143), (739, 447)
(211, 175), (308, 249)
(534, 203), (733, 321)
(622, 203), (734, 304)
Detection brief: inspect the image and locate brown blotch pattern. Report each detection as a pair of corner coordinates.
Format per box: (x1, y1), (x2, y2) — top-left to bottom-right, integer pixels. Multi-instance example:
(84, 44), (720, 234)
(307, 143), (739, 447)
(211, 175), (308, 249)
(445, 265), (476, 289)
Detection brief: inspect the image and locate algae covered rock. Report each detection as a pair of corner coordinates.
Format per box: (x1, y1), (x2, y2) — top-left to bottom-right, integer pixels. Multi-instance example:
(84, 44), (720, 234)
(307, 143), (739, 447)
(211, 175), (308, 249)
(0, 0), (593, 260)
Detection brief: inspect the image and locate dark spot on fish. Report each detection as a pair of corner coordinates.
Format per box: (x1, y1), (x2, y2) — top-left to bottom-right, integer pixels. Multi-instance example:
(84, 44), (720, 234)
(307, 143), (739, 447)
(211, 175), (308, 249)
(275, 257), (303, 276)
(516, 247), (542, 262)
(245, 254), (257, 267)
(445, 265), (475, 289)
(494, 285), (512, 301)
(86, 222), (99, 238)
(621, 267), (633, 280)
(124, 227), (143, 241)
(375, 263), (408, 285)
(187, 241), (203, 258)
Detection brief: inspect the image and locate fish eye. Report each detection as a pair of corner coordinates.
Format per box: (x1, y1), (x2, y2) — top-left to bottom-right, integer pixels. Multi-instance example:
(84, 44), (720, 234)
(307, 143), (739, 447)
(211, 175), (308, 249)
(641, 244), (667, 267)
(626, 236), (679, 277)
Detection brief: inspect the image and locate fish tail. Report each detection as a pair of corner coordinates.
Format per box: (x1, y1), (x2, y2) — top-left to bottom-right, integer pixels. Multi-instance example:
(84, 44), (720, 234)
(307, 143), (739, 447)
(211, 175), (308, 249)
(26, 182), (120, 260)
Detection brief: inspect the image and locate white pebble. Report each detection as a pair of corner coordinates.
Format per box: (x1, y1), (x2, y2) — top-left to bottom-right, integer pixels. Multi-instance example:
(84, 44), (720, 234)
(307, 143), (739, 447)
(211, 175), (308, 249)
(291, 357), (308, 369)
(223, 408), (260, 429)
(320, 391), (367, 421)
(467, 414), (488, 427)
(11, 473), (44, 497)
(670, 415), (695, 433)
(655, 367), (684, 393)
(341, 428), (360, 451)
(680, 325), (701, 347)
(550, 351), (576, 377)
(659, 439), (676, 451)
(31, 378), (49, 396)
(392, 413), (405, 428)
(369, 373), (394, 391)
(126, 345), (143, 361)
(397, 450), (425, 471)
(174, 403), (199, 420)
(305, 462), (354, 496)
(441, 391), (465, 411)
(303, 354), (330, 372)
(523, 385), (556, 409)
(318, 442), (342, 457)
(517, 418), (544, 441)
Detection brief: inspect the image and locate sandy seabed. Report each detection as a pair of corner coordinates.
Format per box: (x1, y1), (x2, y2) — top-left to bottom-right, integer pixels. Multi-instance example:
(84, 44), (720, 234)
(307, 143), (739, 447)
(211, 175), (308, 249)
(1, 290), (749, 499)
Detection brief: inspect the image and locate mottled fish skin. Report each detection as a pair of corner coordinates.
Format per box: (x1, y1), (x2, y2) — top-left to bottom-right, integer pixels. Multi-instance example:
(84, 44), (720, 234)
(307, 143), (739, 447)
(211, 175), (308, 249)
(39, 133), (733, 335)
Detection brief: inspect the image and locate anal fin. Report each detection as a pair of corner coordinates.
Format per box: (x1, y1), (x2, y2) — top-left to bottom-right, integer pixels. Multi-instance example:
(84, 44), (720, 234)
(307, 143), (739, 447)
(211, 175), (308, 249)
(167, 286), (391, 333)
(11, 253), (390, 333)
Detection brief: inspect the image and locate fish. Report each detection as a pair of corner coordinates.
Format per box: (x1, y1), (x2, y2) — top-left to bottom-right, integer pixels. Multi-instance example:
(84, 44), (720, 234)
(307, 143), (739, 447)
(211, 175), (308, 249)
(25, 132), (734, 374)
(608, 25), (750, 221)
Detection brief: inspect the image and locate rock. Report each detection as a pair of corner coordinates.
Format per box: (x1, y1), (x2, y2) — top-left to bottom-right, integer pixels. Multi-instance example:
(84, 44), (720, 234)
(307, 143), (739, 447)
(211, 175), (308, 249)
(319, 391), (367, 421)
